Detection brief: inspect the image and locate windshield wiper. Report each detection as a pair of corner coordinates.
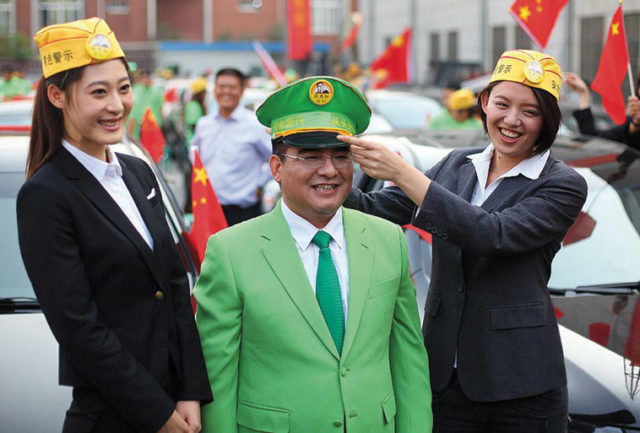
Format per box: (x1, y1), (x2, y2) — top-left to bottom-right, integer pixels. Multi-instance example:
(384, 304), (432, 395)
(0, 297), (40, 312)
(549, 281), (640, 295)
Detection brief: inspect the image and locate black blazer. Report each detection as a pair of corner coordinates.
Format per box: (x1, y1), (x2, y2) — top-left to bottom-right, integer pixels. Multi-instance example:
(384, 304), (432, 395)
(17, 147), (212, 431)
(345, 147), (588, 402)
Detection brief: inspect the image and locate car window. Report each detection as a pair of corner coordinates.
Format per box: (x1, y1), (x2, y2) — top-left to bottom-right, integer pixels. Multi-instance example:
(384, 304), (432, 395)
(0, 172), (33, 299)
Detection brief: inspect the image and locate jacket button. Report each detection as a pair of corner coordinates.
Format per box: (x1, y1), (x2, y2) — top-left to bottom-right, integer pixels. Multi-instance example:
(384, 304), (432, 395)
(457, 285), (464, 293)
(155, 290), (165, 300)
(333, 420), (343, 427)
(341, 367), (348, 377)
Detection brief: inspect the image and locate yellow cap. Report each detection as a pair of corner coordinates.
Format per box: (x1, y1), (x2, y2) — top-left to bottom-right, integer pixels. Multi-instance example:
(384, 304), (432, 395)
(489, 49), (562, 100)
(34, 17), (125, 79)
(449, 88), (475, 110)
(191, 77), (207, 94)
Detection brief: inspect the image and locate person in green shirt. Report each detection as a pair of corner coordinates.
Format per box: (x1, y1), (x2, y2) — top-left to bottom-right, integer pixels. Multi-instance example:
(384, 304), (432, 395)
(428, 88), (483, 130)
(184, 77), (208, 147)
(0, 67), (32, 100)
(127, 69), (164, 140)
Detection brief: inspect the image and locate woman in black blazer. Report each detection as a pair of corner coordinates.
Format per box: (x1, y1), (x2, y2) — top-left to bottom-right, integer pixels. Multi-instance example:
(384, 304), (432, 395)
(17, 18), (212, 433)
(340, 50), (587, 432)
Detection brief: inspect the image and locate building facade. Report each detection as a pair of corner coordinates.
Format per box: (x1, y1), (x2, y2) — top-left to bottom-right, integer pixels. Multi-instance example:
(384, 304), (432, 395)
(0, 0), (355, 77)
(358, 0), (640, 89)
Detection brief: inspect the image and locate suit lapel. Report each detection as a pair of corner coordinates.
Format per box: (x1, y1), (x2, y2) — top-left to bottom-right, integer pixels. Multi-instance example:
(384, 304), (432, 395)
(341, 210), (373, 358)
(118, 157), (166, 283)
(456, 159), (477, 202)
(261, 204), (341, 360)
(54, 148), (162, 285)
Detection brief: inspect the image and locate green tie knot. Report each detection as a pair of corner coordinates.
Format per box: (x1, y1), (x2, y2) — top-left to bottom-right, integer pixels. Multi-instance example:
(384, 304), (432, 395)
(312, 230), (331, 249)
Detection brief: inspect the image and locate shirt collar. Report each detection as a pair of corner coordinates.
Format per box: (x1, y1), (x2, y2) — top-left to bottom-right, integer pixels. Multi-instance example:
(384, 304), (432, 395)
(281, 199), (346, 251)
(62, 140), (123, 180)
(467, 143), (549, 182)
(215, 104), (244, 121)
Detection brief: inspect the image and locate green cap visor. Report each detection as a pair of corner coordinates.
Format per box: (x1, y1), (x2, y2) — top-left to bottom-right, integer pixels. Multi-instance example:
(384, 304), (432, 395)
(275, 131), (348, 148)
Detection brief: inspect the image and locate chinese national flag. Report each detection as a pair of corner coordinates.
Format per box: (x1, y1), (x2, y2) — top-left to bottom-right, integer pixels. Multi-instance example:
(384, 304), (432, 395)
(591, 5), (630, 126)
(139, 107), (165, 163)
(509, 0), (569, 50)
(370, 28), (412, 89)
(188, 150), (227, 265)
(287, 0), (312, 61)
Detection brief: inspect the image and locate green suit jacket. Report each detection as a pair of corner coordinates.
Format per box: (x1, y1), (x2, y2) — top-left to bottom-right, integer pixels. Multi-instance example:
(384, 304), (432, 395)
(194, 203), (432, 433)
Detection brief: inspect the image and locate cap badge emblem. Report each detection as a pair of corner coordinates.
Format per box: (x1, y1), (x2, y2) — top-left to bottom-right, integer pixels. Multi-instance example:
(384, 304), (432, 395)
(86, 33), (113, 60)
(523, 60), (544, 84)
(309, 79), (334, 106)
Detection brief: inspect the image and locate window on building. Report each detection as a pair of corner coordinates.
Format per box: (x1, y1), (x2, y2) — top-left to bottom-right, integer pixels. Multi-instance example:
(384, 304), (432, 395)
(447, 31), (458, 61)
(312, 0), (340, 35)
(514, 25), (532, 49)
(492, 26), (506, 66)
(38, 0), (82, 28)
(429, 32), (440, 65)
(107, 0), (130, 15)
(0, 0), (14, 35)
(580, 16), (604, 82)
(238, 0), (263, 12)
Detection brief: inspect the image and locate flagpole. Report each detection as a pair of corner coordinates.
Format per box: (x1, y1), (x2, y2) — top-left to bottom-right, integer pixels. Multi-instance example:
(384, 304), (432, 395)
(621, 0), (635, 96)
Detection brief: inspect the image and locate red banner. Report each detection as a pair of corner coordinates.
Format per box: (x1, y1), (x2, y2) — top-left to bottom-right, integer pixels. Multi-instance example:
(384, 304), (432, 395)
(591, 5), (630, 126)
(509, 0), (569, 50)
(287, 0), (312, 61)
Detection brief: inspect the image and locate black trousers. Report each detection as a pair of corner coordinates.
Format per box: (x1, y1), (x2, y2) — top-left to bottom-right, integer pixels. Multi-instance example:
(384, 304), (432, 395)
(222, 202), (262, 226)
(433, 371), (568, 433)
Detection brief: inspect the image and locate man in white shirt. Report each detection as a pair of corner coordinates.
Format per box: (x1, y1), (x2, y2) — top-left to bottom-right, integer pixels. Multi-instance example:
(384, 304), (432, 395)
(191, 67), (272, 225)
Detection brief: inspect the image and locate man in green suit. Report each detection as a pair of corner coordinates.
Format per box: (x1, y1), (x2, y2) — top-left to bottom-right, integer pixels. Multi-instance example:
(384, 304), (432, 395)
(194, 76), (432, 433)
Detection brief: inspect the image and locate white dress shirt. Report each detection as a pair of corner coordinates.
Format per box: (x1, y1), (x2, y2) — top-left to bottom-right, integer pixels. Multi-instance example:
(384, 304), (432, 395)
(467, 143), (550, 206)
(191, 105), (272, 207)
(281, 200), (350, 324)
(62, 140), (154, 249)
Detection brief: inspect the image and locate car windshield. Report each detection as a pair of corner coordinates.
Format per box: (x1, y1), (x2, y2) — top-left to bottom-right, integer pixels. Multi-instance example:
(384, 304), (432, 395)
(549, 163), (640, 289)
(0, 172), (33, 299)
(370, 95), (442, 129)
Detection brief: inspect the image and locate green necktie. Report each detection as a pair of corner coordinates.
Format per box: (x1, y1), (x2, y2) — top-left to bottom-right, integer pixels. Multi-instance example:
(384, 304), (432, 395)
(312, 230), (344, 354)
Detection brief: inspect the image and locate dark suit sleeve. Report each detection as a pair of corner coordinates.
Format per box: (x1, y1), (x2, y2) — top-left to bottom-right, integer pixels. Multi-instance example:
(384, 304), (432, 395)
(343, 150), (453, 225)
(413, 162), (588, 256)
(17, 179), (175, 432)
(136, 159), (213, 404)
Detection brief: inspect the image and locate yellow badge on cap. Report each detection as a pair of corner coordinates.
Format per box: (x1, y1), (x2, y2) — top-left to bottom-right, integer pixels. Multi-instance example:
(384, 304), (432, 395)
(523, 60), (544, 84)
(86, 33), (114, 60)
(309, 79), (334, 106)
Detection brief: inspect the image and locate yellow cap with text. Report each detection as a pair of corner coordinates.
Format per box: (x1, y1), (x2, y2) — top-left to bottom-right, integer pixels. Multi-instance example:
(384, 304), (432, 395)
(489, 49), (562, 100)
(449, 88), (475, 110)
(34, 17), (125, 79)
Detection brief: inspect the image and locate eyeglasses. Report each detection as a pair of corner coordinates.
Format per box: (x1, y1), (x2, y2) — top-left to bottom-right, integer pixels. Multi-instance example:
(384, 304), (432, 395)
(277, 153), (354, 169)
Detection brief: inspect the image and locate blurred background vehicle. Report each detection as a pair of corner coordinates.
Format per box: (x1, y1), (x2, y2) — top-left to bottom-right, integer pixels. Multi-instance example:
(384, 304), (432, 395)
(357, 129), (640, 432)
(0, 129), (199, 433)
(365, 89), (443, 130)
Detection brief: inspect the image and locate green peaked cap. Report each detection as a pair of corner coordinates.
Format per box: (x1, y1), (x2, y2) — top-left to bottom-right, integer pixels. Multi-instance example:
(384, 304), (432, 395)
(256, 76), (371, 147)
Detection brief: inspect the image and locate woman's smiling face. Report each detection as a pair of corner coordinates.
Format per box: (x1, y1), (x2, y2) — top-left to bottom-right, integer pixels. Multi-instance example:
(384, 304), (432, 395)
(481, 81), (543, 166)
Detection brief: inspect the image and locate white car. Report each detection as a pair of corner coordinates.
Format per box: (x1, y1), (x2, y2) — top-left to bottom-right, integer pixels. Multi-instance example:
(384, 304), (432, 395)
(0, 133), (199, 432)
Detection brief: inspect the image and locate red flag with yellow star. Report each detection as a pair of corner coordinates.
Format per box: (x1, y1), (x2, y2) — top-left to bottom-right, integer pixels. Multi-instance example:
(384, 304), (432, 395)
(509, 0), (569, 50)
(370, 28), (412, 89)
(139, 107), (165, 163)
(188, 150), (228, 264)
(591, 5), (630, 126)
